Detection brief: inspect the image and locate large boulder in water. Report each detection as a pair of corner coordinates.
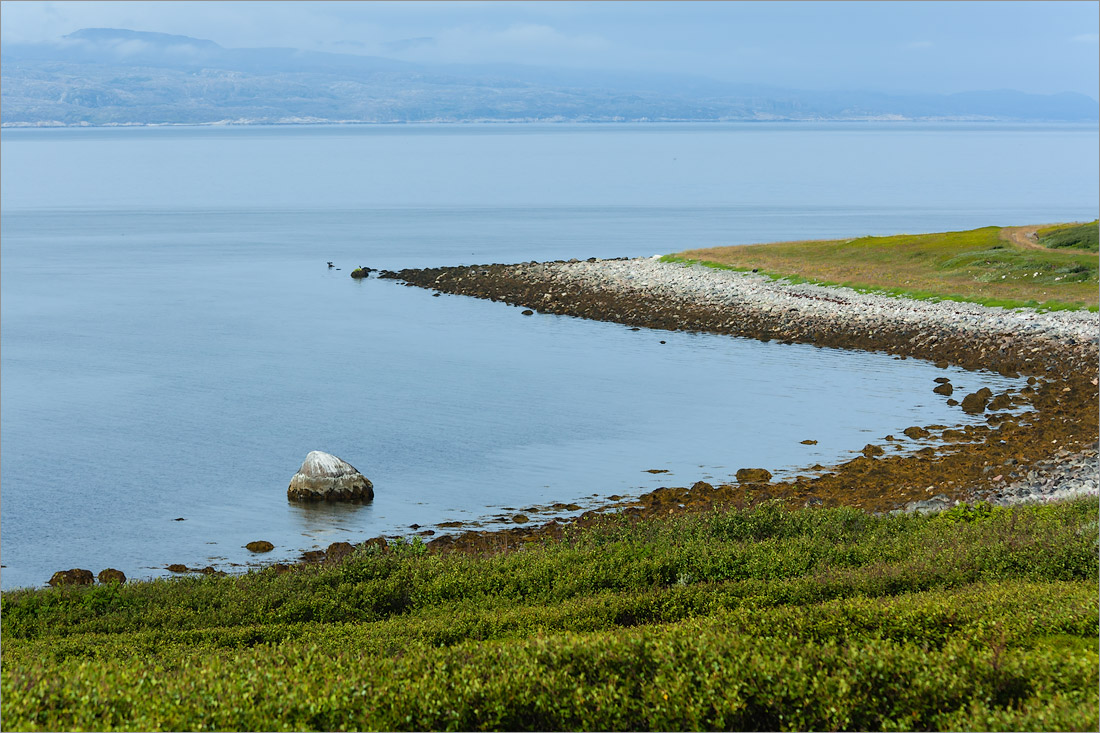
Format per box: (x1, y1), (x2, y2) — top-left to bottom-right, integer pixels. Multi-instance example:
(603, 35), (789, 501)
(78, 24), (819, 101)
(288, 451), (374, 502)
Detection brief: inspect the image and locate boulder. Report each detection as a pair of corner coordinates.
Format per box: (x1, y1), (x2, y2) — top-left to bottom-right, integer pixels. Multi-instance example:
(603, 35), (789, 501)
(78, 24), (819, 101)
(288, 451), (374, 502)
(933, 383), (953, 396)
(48, 569), (94, 587)
(246, 541), (275, 553)
(325, 541), (356, 563)
(363, 536), (389, 553)
(735, 468), (772, 484)
(903, 426), (930, 439)
(861, 444), (885, 457)
(960, 391), (990, 414)
(97, 568), (126, 584)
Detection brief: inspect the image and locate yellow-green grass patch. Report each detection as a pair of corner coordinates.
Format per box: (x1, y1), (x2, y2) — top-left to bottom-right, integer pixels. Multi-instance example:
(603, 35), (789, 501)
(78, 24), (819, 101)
(670, 225), (1098, 311)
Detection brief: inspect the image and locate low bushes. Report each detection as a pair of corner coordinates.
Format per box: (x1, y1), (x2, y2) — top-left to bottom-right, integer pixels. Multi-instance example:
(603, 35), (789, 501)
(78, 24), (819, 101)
(2, 498), (1097, 730)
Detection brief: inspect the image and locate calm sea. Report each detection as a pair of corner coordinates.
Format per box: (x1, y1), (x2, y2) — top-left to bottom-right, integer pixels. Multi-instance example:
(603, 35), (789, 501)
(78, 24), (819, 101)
(2, 123), (1097, 589)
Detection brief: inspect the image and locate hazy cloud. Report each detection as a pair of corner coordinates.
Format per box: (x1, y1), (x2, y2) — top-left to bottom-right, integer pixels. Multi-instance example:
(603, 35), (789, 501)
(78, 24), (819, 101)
(1, 1), (1097, 97)
(385, 22), (610, 66)
(382, 37), (435, 54)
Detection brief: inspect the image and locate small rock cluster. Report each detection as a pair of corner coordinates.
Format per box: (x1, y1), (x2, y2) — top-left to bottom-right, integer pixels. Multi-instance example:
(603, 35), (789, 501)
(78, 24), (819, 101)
(48, 568), (126, 586)
(971, 442), (1099, 507)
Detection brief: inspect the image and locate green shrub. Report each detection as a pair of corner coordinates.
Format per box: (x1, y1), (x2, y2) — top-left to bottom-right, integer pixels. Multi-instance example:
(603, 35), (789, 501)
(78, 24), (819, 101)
(3, 497), (1097, 730)
(1037, 221), (1100, 251)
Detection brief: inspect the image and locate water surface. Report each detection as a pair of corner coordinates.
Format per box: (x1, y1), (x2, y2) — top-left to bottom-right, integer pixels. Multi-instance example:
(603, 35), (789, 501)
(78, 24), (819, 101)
(2, 123), (1096, 588)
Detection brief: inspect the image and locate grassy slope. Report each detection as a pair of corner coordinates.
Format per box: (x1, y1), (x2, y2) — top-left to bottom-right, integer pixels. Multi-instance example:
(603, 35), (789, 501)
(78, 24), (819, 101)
(670, 225), (1099, 311)
(2, 499), (1097, 731)
(1036, 220), (1100, 252)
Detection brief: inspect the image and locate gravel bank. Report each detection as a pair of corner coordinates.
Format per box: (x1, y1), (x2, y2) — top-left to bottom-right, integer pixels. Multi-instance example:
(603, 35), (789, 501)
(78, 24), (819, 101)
(381, 257), (1099, 523)
(543, 257), (1097, 365)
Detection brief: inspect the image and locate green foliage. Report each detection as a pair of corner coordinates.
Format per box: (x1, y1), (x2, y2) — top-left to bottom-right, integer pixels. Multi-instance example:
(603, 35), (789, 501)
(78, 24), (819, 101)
(1037, 221), (1100, 251)
(2, 498), (1098, 730)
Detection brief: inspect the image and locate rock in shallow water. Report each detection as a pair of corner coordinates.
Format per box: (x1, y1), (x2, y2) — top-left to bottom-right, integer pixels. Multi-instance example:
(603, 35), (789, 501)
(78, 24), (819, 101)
(287, 451), (374, 502)
(960, 391), (990, 414)
(735, 468), (772, 484)
(49, 568), (94, 586)
(97, 568), (126, 584)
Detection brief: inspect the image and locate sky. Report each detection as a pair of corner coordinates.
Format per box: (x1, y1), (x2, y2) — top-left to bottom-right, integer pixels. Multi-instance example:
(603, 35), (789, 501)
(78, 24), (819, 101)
(1, 1), (1097, 97)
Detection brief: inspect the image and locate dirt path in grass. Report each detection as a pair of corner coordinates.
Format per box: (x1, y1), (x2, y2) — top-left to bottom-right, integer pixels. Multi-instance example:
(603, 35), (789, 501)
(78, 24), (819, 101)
(1000, 225), (1046, 250)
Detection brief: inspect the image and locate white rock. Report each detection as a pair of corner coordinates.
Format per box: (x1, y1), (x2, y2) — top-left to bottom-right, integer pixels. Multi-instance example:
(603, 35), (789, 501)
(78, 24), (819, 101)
(287, 451), (374, 502)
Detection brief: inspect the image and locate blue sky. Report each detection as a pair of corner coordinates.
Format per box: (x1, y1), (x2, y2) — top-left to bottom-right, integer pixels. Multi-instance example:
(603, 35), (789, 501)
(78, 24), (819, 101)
(2, 1), (1097, 97)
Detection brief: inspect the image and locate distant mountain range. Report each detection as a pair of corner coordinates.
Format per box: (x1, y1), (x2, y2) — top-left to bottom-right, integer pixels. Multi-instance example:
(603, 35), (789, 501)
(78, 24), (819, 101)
(2, 28), (1097, 126)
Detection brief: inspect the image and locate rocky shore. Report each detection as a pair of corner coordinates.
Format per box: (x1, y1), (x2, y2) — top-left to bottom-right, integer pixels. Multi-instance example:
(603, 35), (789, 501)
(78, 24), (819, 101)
(376, 257), (1098, 552)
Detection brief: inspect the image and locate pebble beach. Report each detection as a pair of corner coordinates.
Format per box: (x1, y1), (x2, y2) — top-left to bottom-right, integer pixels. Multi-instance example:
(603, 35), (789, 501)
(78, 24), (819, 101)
(382, 256), (1099, 533)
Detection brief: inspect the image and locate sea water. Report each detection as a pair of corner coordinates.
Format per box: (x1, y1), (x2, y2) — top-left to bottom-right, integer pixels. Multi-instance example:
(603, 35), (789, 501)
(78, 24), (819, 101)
(2, 122), (1097, 588)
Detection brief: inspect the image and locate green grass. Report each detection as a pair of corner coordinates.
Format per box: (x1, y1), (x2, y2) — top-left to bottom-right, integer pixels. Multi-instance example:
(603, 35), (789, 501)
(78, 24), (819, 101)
(659, 254), (1093, 312)
(671, 225), (1099, 311)
(3, 498), (1097, 731)
(1036, 221), (1099, 252)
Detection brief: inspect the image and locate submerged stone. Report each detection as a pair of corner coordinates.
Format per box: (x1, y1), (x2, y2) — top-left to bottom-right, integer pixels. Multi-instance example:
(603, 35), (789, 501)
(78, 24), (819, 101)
(287, 451), (374, 502)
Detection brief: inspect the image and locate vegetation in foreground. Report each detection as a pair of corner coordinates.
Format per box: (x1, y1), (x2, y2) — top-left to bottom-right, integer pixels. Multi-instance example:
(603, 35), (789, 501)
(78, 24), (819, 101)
(2, 498), (1097, 731)
(670, 224), (1099, 310)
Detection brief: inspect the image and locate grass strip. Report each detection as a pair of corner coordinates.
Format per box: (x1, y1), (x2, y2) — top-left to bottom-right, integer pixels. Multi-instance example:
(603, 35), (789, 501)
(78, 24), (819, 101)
(668, 225), (1099, 311)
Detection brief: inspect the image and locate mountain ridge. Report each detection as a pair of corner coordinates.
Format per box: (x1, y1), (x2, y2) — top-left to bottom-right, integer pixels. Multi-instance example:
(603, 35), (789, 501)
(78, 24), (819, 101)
(3, 28), (1097, 126)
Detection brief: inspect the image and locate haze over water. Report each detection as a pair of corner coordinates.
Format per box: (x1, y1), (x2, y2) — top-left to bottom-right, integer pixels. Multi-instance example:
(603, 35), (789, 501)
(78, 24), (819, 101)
(2, 122), (1097, 589)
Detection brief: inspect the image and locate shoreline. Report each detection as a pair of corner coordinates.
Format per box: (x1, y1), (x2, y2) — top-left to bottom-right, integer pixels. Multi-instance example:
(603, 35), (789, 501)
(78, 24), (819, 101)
(373, 256), (1098, 554)
(16, 256), (1098, 584)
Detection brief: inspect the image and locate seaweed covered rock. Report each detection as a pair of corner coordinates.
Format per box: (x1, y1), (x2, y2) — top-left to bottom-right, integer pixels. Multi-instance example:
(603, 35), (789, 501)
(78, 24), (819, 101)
(288, 451), (374, 502)
(960, 390), (991, 414)
(97, 568), (126, 584)
(735, 468), (772, 484)
(325, 542), (356, 563)
(48, 569), (94, 587)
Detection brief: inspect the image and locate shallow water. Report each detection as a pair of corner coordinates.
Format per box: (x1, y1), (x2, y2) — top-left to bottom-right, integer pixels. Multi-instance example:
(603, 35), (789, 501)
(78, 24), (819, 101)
(2, 123), (1096, 589)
